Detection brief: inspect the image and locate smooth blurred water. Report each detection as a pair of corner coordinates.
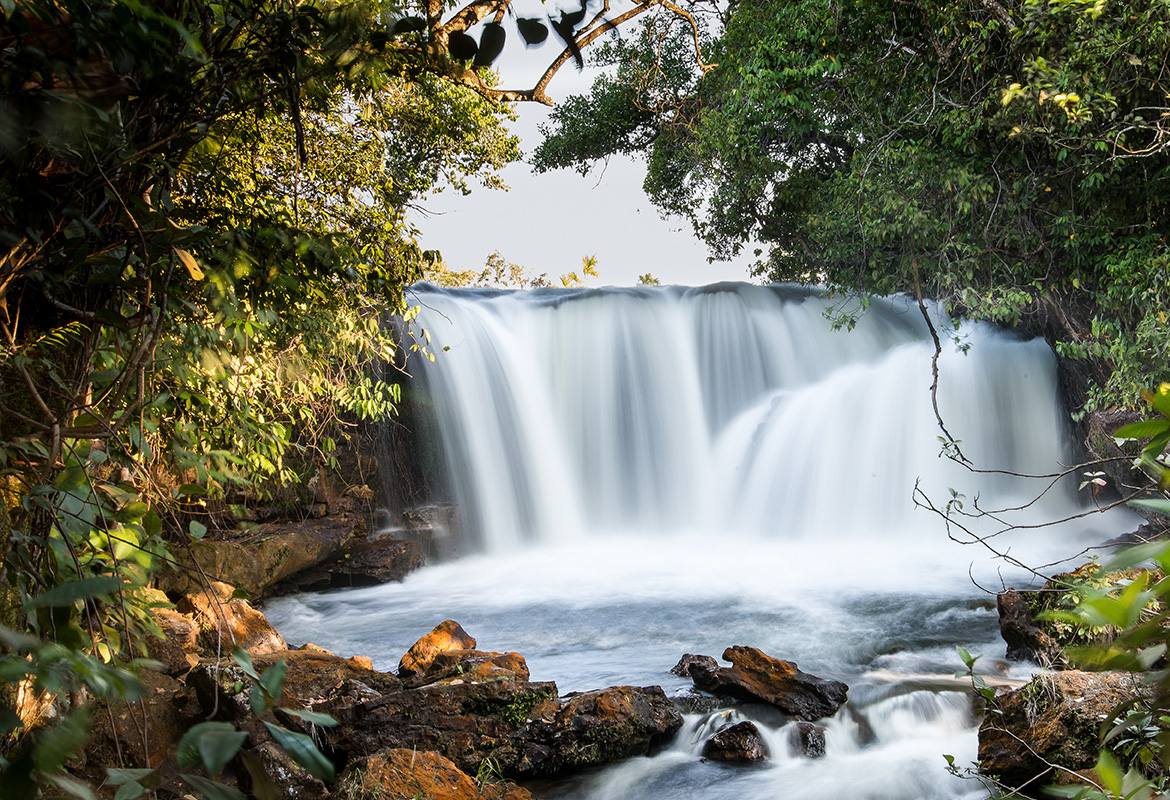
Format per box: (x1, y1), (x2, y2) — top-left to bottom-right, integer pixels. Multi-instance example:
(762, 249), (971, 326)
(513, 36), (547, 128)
(266, 283), (1138, 799)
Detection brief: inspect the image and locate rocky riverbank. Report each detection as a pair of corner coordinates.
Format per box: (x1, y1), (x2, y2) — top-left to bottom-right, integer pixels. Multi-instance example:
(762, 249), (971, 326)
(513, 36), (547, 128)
(68, 511), (856, 798)
(977, 562), (1164, 795)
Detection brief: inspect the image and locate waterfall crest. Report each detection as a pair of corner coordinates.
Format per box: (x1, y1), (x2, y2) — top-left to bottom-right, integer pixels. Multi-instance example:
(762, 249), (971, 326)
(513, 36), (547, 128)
(405, 282), (1089, 556)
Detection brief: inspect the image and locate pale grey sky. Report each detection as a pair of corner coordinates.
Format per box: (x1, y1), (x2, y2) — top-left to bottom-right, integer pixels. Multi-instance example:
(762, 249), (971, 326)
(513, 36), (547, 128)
(409, 22), (757, 288)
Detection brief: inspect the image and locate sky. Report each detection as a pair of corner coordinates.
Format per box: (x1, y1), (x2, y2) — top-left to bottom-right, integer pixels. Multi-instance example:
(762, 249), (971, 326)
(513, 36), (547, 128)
(407, 19), (757, 289)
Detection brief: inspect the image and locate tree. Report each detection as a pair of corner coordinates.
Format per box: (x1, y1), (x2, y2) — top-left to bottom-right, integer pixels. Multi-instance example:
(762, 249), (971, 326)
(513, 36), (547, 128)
(0, 0), (717, 790)
(535, 0), (1170, 409)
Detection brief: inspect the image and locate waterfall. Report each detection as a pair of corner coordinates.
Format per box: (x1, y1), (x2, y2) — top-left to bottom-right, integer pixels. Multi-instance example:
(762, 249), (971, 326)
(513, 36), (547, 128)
(268, 281), (1141, 800)
(404, 282), (1095, 557)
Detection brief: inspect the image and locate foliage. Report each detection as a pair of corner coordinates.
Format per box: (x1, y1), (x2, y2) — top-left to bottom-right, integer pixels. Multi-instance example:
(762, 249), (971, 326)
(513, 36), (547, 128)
(424, 251), (600, 289)
(536, 0), (1170, 408)
(98, 648), (339, 800)
(2, 0), (708, 790)
(0, 0), (531, 795)
(1015, 386), (1170, 800)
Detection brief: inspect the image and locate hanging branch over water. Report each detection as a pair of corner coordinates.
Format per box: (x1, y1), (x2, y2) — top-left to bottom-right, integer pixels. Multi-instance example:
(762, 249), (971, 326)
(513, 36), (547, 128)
(910, 257), (970, 464)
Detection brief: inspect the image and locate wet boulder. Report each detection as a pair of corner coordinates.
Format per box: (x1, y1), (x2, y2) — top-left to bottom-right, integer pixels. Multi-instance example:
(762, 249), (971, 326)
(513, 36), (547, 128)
(978, 670), (1149, 791)
(701, 720), (770, 762)
(671, 653), (720, 678)
(399, 619), (477, 677)
(690, 646), (848, 721)
(326, 679), (683, 779)
(788, 721), (826, 758)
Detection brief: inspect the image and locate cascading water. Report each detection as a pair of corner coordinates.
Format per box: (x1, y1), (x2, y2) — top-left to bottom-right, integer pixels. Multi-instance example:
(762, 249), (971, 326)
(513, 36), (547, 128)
(266, 282), (1138, 800)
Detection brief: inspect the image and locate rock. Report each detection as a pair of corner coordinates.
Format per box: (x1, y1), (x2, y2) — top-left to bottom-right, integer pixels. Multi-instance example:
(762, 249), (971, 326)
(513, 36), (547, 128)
(671, 692), (737, 715)
(671, 653), (719, 678)
(393, 504), (461, 560)
(165, 514), (364, 599)
(547, 685), (684, 774)
(398, 619), (477, 677)
(277, 537), (426, 594)
(690, 646), (848, 721)
(406, 649), (530, 689)
(978, 670), (1149, 791)
(326, 679), (683, 779)
(188, 648), (402, 723)
(1086, 409), (1147, 504)
(241, 739), (328, 800)
(788, 721), (826, 758)
(140, 587), (200, 675)
(701, 720), (770, 762)
(176, 580), (287, 656)
(998, 564), (1161, 666)
(998, 590), (1061, 665)
(340, 748), (531, 800)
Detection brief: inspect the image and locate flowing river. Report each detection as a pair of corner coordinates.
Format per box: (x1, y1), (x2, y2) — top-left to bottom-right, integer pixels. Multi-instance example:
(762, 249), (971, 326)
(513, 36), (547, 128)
(266, 283), (1137, 799)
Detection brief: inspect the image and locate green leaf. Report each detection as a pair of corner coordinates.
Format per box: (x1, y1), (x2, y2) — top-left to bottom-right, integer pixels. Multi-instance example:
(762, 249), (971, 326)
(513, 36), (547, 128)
(199, 727), (247, 779)
(177, 484), (207, 496)
(176, 721), (241, 772)
(52, 467), (88, 491)
(1127, 500), (1170, 519)
(955, 645), (979, 670)
(0, 623), (40, 651)
(114, 502), (149, 524)
(189, 521), (207, 541)
(250, 685), (269, 717)
(181, 774), (247, 800)
(1095, 750), (1124, 796)
(113, 780), (148, 800)
(44, 772), (97, 800)
(32, 708), (92, 775)
(105, 767), (159, 785)
(0, 704), (22, 735)
(263, 722), (334, 781)
(24, 576), (123, 609)
(232, 647), (259, 680)
(1114, 419), (1170, 440)
(259, 659), (287, 704)
(282, 709), (338, 727)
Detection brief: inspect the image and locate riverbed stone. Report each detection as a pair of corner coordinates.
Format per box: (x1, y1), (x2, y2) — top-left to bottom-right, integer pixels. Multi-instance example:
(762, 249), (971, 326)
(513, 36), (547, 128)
(701, 720), (770, 762)
(672, 653), (720, 678)
(325, 679), (683, 779)
(978, 670), (1149, 791)
(690, 646), (848, 721)
(398, 619), (477, 677)
(789, 721), (827, 758)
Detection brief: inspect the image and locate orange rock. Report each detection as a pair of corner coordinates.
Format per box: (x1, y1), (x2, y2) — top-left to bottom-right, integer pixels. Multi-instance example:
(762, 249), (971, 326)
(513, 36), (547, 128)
(398, 620), (476, 677)
(408, 650), (530, 688)
(175, 579), (287, 655)
(341, 748), (531, 800)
